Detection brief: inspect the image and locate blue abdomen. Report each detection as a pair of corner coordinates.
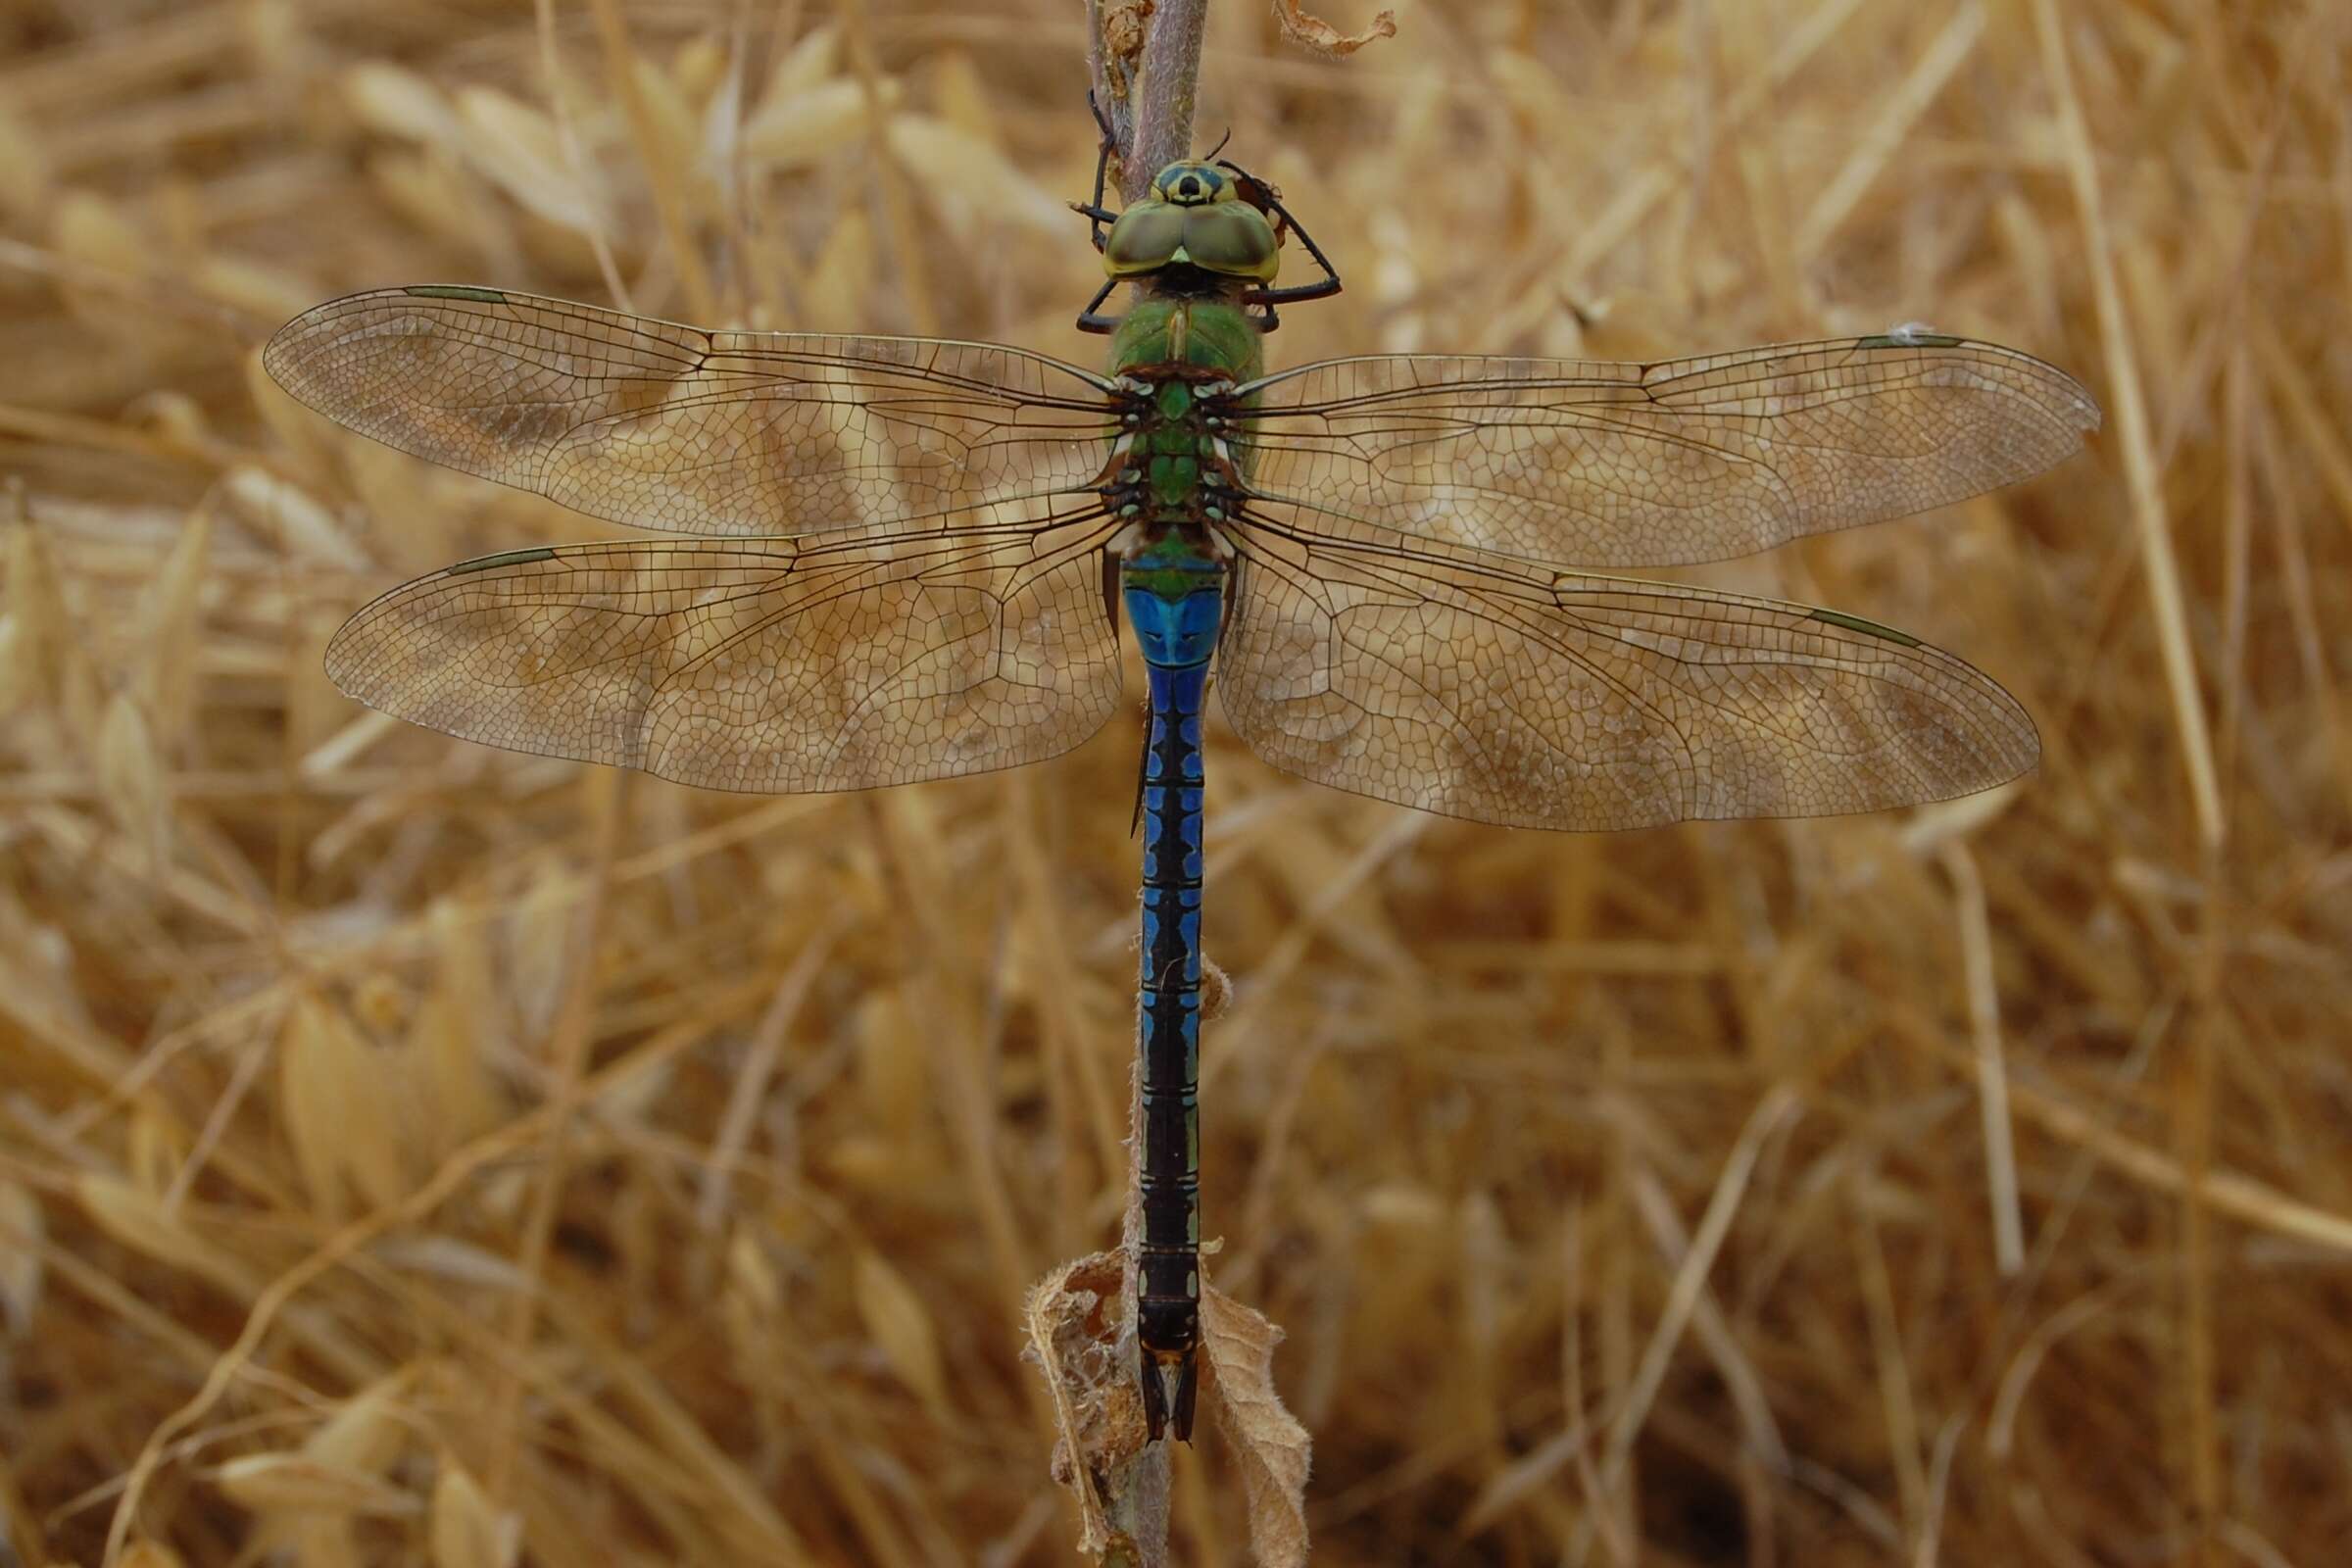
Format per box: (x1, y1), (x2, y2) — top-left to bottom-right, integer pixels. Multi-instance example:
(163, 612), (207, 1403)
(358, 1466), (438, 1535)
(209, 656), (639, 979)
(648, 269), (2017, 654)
(1125, 580), (1221, 669)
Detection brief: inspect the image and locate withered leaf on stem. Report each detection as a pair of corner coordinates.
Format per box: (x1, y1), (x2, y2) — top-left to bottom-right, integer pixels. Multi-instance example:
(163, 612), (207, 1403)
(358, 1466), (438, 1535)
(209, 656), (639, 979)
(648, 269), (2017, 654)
(1025, 1250), (1168, 1565)
(1201, 1284), (1311, 1568)
(1271, 0), (1396, 59)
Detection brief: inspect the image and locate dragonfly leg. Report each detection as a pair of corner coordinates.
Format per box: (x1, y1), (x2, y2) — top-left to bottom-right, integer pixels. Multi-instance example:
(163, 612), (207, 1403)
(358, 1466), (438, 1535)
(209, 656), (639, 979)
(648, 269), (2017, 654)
(1242, 277), (1344, 332)
(1075, 274), (1122, 335)
(1076, 89), (1121, 255)
(1219, 157), (1345, 331)
(1250, 277), (1345, 308)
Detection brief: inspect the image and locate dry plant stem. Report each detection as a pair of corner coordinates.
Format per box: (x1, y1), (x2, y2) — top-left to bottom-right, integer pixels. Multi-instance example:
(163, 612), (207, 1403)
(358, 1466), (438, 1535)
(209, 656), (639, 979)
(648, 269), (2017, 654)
(693, 925), (840, 1232)
(2037, 13), (2234, 1536)
(1898, 1027), (2352, 1257)
(1788, 1), (1984, 266)
(1560, 1204), (1632, 1566)
(585, 0), (715, 318)
(99, 977), (779, 1567)
(489, 769), (627, 1499)
(1939, 842), (2024, 1275)
(2031, 0), (2222, 852)
(840, 0), (939, 336)
(535, 0), (630, 312)
(1565, 1087), (1799, 1567)
(1075, 0), (1207, 1557)
(1490, 0), (1867, 349)
(1128, 0), (1207, 198)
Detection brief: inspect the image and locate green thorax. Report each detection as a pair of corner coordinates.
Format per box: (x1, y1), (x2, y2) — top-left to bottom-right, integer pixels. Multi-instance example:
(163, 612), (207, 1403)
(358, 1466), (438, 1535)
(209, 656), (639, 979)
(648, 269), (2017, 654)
(1108, 297), (1263, 520)
(1109, 296), (1263, 385)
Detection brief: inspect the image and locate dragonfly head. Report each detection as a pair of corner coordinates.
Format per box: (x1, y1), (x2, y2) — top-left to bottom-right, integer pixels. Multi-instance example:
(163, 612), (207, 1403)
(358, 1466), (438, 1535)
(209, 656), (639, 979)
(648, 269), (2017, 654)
(1104, 161), (1281, 287)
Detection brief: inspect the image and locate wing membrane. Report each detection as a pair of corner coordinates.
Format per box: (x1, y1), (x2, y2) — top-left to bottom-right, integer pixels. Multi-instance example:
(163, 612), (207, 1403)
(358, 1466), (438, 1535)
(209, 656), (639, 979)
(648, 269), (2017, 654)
(266, 287), (1118, 539)
(1231, 336), (2099, 568)
(1219, 502), (2037, 830)
(325, 509), (1124, 793)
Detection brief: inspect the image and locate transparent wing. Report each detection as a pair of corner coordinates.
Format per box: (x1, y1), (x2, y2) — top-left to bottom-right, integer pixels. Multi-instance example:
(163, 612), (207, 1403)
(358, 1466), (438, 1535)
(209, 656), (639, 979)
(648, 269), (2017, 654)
(1230, 335), (2099, 568)
(265, 287), (1119, 539)
(1219, 502), (2037, 830)
(324, 506), (1124, 793)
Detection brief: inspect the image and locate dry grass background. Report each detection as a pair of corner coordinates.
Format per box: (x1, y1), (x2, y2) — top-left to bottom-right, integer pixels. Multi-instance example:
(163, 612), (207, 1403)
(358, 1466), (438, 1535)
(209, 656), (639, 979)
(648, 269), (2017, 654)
(0, 0), (2346, 1563)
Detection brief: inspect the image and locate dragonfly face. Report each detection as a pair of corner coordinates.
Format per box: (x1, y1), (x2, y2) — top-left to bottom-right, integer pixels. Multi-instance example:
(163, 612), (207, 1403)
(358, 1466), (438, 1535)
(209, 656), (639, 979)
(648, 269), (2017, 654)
(1102, 160), (1282, 287)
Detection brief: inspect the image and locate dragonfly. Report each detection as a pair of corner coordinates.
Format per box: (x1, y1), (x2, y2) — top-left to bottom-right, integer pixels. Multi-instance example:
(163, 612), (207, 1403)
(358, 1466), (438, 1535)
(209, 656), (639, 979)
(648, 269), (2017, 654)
(265, 133), (2098, 1444)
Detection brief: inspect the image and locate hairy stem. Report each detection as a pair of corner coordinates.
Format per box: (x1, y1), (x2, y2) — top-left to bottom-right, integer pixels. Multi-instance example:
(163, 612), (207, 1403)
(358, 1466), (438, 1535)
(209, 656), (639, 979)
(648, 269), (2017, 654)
(1079, 6), (1208, 1560)
(1131, 0), (1207, 193)
(1087, 0), (1208, 199)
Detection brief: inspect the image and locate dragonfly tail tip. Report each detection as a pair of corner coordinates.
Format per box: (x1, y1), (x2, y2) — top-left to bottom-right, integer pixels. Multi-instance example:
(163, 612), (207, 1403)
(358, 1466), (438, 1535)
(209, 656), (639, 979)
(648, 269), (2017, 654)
(1140, 1350), (1198, 1443)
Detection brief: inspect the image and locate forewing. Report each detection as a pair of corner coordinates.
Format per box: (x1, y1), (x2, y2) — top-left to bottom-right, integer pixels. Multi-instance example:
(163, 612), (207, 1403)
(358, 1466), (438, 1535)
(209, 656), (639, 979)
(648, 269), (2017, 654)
(1231, 335), (2099, 568)
(265, 287), (1117, 538)
(1219, 504), (2037, 830)
(324, 509), (1124, 793)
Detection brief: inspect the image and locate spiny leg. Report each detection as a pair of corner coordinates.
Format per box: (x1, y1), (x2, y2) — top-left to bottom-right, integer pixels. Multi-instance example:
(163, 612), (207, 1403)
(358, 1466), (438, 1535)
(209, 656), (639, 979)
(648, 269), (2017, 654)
(1071, 92), (1126, 333)
(1075, 273), (1122, 336)
(1217, 158), (1345, 330)
(1070, 90), (1122, 253)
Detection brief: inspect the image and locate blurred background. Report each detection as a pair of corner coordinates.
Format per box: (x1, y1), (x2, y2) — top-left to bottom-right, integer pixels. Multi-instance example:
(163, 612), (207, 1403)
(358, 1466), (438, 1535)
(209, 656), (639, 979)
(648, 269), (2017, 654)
(2, 0), (2346, 1563)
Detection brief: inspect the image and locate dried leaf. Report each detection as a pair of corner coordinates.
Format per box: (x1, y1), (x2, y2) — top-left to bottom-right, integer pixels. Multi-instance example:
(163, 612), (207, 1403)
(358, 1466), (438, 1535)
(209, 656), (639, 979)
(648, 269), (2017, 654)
(221, 464), (368, 571)
(726, 1227), (781, 1317)
(74, 1173), (246, 1295)
(365, 147), (509, 256)
(125, 1102), (191, 1194)
(52, 188), (146, 274)
(191, 253), (317, 323)
(854, 1249), (949, 1414)
(429, 1455), (510, 1568)
(343, 61), (461, 147)
(239, 0), (302, 77)
(671, 34), (727, 102)
(303, 1368), (415, 1476)
(1101, 0), (1150, 74)
(136, 502), (212, 750)
(505, 866), (576, 1037)
(739, 77), (896, 171)
(126, 388), (211, 449)
(455, 86), (607, 237)
(279, 993), (414, 1213)
(854, 990), (931, 1145)
(1023, 1250), (1143, 1559)
(4, 491), (69, 713)
(1201, 1285), (1311, 1568)
(0, 612), (23, 716)
(886, 115), (1067, 238)
(804, 209), (874, 332)
(0, 1178), (43, 1334)
(628, 51), (702, 197)
(929, 51), (995, 140)
(97, 691), (170, 872)
(0, 90), (54, 219)
(1271, 0), (1397, 58)
(415, 899), (505, 1151)
(212, 1452), (415, 1517)
(761, 23), (841, 101)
